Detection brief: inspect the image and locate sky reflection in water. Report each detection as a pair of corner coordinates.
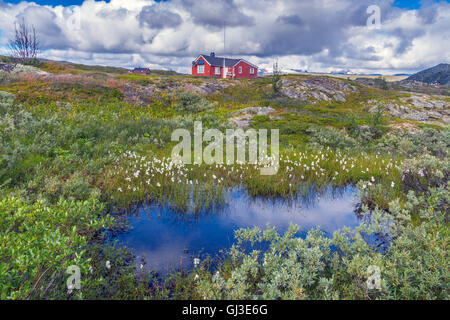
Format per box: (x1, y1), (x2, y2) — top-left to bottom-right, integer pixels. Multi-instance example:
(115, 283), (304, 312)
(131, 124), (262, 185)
(114, 185), (360, 272)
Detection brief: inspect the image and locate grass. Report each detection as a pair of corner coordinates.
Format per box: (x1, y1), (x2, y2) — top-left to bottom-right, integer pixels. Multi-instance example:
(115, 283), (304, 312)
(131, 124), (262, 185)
(38, 61), (128, 75)
(0, 60), (448, 299)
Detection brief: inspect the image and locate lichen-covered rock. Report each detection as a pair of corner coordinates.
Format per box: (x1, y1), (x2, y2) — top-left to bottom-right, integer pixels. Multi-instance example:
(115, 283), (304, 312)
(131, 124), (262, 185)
(280, 76), (358, 103)
(228, 107), (276, 128)
(401, 110), (430, 121)
(228, 106), (275, 117)
(367, 93), (449, 124)
(183, 78), (236, 95)
(0, 63), (14, 73)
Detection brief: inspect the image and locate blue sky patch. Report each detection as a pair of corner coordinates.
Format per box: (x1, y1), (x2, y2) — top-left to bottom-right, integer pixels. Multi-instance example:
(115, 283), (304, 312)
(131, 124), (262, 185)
(4, 0), (109, 5)
(393, 0), (449, 10)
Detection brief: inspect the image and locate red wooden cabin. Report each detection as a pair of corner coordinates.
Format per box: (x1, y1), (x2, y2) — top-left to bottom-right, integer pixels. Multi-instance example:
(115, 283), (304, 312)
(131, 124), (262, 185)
(130, 67), (151, 75)
(192, 52), (258, 79)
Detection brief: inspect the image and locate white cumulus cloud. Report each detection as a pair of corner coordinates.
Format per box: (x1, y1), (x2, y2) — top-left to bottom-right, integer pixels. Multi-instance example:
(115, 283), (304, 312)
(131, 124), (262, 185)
(0, 0), (448, 74)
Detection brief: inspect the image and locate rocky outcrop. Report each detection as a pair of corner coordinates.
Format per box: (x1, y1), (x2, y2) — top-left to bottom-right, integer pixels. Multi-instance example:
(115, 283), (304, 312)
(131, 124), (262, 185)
(280, 76), (358, 103)
(406, 95), (448, 110)
(228, 107), (276, 129)
(122, 78), (236, 105)
(368, 93), (450, 124)
(124, 75), (361, 106)
(0, 63), (14, 73)
(184, 81), (233, 95)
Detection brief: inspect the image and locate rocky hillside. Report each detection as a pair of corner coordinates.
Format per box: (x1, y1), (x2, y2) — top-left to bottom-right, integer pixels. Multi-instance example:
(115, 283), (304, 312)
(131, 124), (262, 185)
(1, 58), (448, 127)
(280, 76), (359, 103)
(406, 63), (449, 86)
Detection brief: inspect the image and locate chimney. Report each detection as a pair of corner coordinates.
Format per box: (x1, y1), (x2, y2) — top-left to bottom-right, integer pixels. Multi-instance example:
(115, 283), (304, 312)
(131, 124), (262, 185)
(210, 52), (215, 57)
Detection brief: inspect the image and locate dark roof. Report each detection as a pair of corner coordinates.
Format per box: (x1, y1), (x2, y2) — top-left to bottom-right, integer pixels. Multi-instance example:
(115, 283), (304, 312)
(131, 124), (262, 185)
(199, 54), (253, 67)
(133, 67), (150, 71)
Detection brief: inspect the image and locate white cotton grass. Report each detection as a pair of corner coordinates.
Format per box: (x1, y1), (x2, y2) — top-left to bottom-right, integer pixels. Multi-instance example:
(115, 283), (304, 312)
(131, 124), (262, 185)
(193, 258), (200, 267)
(110, 150), (403, 211)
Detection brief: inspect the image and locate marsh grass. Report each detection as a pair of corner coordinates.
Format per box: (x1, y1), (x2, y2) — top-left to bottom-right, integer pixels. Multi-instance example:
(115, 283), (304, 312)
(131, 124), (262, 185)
(103, 147), (403, 213)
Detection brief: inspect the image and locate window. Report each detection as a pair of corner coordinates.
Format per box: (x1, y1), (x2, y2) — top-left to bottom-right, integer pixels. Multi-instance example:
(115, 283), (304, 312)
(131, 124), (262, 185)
(250, 68), (254, 74)
(215, 67), (221, 75)
(197, 65), (204, 74)
(239, 66), (242, 74)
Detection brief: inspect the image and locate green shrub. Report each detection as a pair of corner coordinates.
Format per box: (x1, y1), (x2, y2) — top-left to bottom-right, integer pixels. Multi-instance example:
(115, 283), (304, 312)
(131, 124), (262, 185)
(307, 126), (358, 150)
(0, 91), (16, 113)
(196, 184), (449, 299)
(272, 62), (282, 95)
(174, 92), (216, 113)
(401, 154), (449, 194)
(374, 127), (449, 157)
(197, 225), (333, 299)
(0, 197), (112, 299)
(0, 71), (9, 84)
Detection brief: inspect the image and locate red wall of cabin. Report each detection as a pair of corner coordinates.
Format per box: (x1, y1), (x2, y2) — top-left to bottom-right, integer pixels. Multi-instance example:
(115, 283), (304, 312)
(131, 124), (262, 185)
(233, 61), (257, 79)
(192, 57), (214, 76)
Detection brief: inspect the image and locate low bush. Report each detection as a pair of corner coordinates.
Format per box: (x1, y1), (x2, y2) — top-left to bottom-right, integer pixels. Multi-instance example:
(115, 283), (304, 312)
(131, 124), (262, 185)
(0, 197), (112, 299)
(373, 127), (449, 157)
(0, 91), (16, 113)
(196, 184), (449, 299)
(174, 92), (216, 113)
(307, 126), (358, 151)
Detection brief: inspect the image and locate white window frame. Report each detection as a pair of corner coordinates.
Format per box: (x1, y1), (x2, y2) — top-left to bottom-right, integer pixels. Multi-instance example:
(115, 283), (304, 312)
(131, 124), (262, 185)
(250, 68), (254, 74)
(197, 65), (204, 74)
(215, 67), (221, 75)
(239, 66), (242, 74)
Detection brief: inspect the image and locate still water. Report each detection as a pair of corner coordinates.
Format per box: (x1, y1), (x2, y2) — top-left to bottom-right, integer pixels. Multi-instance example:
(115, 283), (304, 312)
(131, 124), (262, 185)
(113, 185), (361, 272)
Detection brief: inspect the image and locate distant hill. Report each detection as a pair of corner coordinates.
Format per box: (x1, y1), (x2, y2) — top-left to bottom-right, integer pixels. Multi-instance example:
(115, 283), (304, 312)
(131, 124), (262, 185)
(406, 63), (449, 86)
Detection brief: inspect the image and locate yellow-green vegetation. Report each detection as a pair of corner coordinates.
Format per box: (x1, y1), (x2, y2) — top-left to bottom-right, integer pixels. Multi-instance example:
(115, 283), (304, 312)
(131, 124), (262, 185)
(38, 61), (129, 75)
(0, 62), (448, 299)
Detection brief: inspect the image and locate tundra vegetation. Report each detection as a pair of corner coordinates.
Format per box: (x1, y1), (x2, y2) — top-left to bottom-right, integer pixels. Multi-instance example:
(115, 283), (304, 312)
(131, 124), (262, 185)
(0, 59), (448, 299)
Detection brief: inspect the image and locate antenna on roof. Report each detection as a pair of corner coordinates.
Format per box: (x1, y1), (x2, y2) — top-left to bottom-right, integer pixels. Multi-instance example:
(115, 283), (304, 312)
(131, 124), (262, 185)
(223, 20), (226, 54)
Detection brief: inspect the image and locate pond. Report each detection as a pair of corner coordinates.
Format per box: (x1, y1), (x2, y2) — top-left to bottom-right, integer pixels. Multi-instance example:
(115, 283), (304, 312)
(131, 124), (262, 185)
(112, 185), (361, 273)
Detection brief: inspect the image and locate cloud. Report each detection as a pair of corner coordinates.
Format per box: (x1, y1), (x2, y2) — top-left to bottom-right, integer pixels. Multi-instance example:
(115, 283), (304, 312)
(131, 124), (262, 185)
(0, 0), (448, 74)
(276, 15), (303, 26)
(180, 0), (254, 27)
(137, 5), (182, 29)
(16, 5), (66, 49)
(417, 2), (440, 24)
